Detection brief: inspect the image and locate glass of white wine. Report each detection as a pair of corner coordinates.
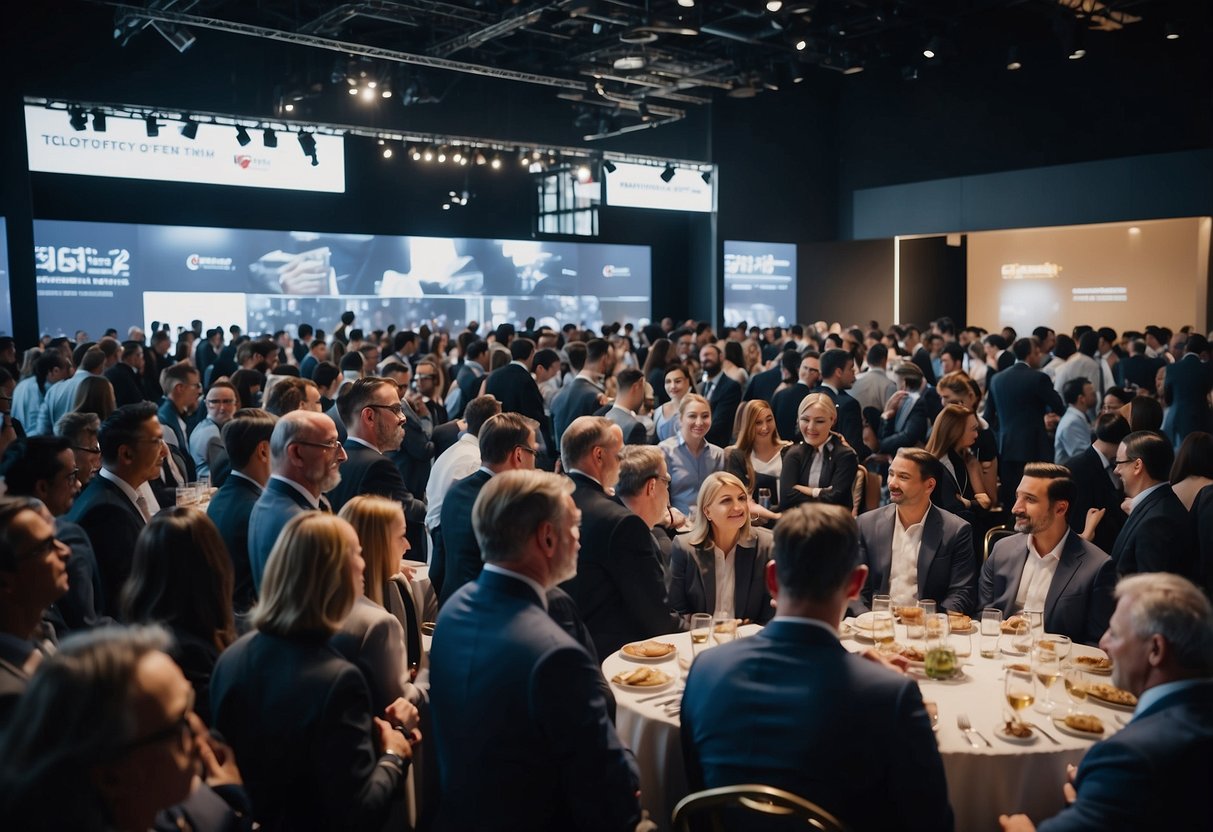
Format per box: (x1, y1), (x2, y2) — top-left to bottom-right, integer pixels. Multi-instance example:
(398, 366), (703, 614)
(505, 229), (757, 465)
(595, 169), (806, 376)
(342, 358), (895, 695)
(711, 613), (738, 646)
(1032, 644), (1063, 714)
(1005, 668), (1036, 723)
(690, 613), (712, 659)
(1063, 665), (1089, 714)
(871, 611), (896, 654)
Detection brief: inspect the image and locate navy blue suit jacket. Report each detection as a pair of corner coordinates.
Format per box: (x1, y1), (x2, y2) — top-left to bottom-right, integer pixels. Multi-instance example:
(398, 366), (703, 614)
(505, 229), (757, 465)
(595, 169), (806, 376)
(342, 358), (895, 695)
(484, 362), (555, 455)
(551, 376), (604, 448)
(813, 384), (866, 460)
(1037, 681), (1213, 831)
(64, 474), (147, 618)
(247, 477), (314, 593)
(1063, 446), (1126, 556)
(1110, 484), (1195, 578)
(207, 473), (262, 612)
(979, 531), (1116, 646)
(743, 365), (782, 403)
(430, 569), (640, 832)
(668, 529), (776, 623)
(105, 362), (146, 408)
(438, 468), (492, 608)
(770, 382), (811, 445)
(986, 363), (1064, 462)
(157, 399), (197, 482)
(326, 440), (428, 560)
(681, 620), (953, 832)
(1163, 354), (1213, 445)
(703, 372), (742, 448)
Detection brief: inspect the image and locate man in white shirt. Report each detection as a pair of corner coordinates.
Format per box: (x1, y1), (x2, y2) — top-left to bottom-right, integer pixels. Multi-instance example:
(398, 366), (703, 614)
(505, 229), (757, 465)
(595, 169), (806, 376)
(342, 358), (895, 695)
(979, 463), (1115, 645)
(424, 395), (501, 557)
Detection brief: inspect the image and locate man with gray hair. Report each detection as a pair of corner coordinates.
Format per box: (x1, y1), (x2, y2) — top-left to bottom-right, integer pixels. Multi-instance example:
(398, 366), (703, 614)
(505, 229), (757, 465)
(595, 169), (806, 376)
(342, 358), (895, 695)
(430, 469), (641, 831)
(1000, 572), (1213, 831)
(247, 410), (347, 593)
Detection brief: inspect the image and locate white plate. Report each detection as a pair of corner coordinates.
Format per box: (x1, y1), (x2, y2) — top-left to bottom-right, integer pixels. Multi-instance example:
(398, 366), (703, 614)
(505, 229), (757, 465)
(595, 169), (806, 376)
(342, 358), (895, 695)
(618, 641), (679, 663)
(1052, 715), (1107, 740)
(1071, 652), (1114, 676)
(1002, 642), (1031, 657)
(994, 723), (1038, 744)
(1085, 686), (1137, 711)
(611, 670), (676, 693)
(907, 664), (969, 683)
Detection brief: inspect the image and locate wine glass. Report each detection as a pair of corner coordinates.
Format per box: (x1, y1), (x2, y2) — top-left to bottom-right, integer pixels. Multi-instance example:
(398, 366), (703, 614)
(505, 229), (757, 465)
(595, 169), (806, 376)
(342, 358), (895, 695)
(757, 487), (772, 511)
(1063, 666), (1089, 714)
(1032, 644), (1063, 714)
(711, 613), (737, 646)
(871, 611), (896, 654)
(689, 613), (712, 659)
(1005, 668), (1036, 724)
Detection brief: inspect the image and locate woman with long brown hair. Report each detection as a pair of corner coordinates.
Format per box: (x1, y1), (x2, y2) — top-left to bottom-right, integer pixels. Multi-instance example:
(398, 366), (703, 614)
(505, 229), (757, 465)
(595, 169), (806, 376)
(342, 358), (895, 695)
(924, 403), (991, 522)
(936, 370), (998, 504)
(724, 399), (789, 523)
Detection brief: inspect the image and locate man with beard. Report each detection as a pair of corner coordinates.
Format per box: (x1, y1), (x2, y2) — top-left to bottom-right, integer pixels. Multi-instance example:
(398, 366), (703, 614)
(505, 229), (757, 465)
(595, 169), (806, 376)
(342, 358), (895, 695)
(156, 363), (202, 492)
(979, 463), (1115, 646)
(429, 469), (641, 831)
(189, 380), (238, 481)
(698, 344), (741, 448)
(247, 410), (347, 593)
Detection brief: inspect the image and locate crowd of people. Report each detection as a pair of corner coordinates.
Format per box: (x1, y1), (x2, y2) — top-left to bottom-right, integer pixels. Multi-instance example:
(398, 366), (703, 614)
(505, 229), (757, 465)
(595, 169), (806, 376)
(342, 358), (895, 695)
(0, 311), (1210, 831)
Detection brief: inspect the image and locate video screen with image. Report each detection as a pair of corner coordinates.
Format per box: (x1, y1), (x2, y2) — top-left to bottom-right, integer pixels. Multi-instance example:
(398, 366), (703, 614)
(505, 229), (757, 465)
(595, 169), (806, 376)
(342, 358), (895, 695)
(33, 220), (653, 337)
(723, 240), (797, 327)
(0, 218), (11, 336)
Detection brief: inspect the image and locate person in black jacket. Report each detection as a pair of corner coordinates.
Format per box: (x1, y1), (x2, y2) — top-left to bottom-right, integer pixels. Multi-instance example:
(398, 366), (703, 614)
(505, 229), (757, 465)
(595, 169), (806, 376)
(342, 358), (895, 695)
(483, 337), (556, 464)
(104, 341), (147, 408)
(698, 344), (742, 448)
(781, 393), (858, 511)
(1063, 412), (1131, 554)
(1110, 430), (1195, 578)
(986, 337), (1065, 508)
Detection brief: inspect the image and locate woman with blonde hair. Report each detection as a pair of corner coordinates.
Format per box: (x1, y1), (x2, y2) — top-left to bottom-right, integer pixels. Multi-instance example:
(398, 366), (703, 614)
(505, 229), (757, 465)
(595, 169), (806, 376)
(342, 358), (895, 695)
(338, 495), (427, 700)
(668, 471), (775, 623)
(659, 392), (724, 514)
(779, 393), (857, 509)
(70, 375), (116, 421)
(724, 399), (789, 523)
(210, 512), (417, 830)
(924, 403), (991, 521)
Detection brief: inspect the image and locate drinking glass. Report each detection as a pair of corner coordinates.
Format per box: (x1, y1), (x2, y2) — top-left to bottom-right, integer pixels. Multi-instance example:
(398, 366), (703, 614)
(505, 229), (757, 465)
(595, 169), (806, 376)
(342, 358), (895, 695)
(1039, 634), (1072, 662)
(1063, 666), (1089, 714)
(909, 600), (935, 641)
(1010, 611), (1037, 655)
(872, 594), (892, 615)
(924, 614), (957, 679)
(1032, 643), (1063, 714)
(175, 486), (197, 508)
(871, 611), (896, 654)
(980, 608), (1002, 658)
(711, 613), (738, 646)
(1005, 668), (1037, 721)
(689, 613), (712, 659)
(757, 487), (772, 511)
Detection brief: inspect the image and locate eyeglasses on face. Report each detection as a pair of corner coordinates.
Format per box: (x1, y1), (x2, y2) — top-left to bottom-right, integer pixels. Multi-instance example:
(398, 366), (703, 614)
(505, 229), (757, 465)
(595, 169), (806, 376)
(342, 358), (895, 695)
(364, 403), (405, 417)
(291, 439), (342, 452)
(515, 444), (539, 456)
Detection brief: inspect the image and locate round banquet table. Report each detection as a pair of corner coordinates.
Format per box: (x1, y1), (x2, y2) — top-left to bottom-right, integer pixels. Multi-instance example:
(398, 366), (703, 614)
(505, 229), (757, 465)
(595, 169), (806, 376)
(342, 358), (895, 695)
(603, 621), (1128, 832)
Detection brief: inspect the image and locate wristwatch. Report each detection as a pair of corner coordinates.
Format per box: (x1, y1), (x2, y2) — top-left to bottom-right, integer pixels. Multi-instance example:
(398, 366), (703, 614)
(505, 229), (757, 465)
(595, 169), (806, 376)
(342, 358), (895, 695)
(381, 750), (406, 773)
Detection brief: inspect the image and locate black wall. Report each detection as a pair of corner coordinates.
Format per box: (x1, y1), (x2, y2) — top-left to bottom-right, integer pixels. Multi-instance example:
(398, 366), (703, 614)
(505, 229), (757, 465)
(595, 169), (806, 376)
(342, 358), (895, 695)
(798, 239), (893, 328)
(898, 236), (967, 330)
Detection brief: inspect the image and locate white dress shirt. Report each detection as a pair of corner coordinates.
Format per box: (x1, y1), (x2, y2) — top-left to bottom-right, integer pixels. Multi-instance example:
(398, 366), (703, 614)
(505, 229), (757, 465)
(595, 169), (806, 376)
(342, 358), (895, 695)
(425, 433), (481, 531)
(713, 544), (737, 618)
(888, 506), (929, 602)
(1015, 531), (1066, 611)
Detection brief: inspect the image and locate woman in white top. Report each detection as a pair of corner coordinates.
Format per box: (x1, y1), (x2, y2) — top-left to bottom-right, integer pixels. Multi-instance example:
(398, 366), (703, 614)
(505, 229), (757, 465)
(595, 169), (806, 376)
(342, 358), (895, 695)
(668, 471), (775, 624)
(724, 399), (789, 524)
(654, 364), (692, 442)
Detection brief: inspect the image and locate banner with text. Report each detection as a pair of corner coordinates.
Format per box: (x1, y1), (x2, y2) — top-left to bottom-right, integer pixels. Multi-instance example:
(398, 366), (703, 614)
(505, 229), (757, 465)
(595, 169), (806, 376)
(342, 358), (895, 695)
(723, 240), (796, 327)
(604, 162), (714, 213)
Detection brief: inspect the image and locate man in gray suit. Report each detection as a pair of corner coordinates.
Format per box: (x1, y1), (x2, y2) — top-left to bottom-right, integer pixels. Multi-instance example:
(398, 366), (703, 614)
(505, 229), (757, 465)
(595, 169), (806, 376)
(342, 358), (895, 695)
(247, 410), (347, 592)
(980, 463), (1115, 646)
(853, 448), (975, 615)
(600, 368), (649, 445)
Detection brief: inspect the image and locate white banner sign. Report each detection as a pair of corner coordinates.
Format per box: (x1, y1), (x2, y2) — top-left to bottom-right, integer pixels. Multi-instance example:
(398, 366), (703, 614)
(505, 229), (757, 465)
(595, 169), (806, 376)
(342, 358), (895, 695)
(604, 162), (714, 213)
(25, 106), (346, 193)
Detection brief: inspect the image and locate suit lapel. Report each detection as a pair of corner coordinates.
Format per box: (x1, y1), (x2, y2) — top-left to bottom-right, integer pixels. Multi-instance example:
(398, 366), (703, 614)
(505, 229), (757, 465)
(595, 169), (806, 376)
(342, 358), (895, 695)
(1044, 533), (1083, 625)
(1002, 539), (1030, 611)
(874, 506), (896, 594)
(916, 508), (943, 599)
(267, 477), (314, 511)
(692, 543), (716, 614)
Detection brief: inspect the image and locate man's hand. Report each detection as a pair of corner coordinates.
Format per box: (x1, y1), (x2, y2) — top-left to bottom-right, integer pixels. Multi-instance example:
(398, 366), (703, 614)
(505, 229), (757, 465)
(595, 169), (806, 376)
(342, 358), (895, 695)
(384, 698), (420, 731)
(999, 814), (1036, 832)
(277, 251), (331, 295)
(375, 716), (414, 759)
(858, 648), (909, 674)
(194, 714), (242, 788)
(403, 391), (429, 419)
(1063, 763), (1078, 804)
(1044, 412), (1060, 432)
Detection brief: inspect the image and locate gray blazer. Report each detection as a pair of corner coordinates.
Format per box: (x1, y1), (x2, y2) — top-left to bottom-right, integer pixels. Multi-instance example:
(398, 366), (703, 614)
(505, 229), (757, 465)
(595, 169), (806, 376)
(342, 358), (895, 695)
(853, 503), (976, 615)
(979, 531), (1116, 646)
(669, 528), (776, 624)
(330, 595), (419, 712)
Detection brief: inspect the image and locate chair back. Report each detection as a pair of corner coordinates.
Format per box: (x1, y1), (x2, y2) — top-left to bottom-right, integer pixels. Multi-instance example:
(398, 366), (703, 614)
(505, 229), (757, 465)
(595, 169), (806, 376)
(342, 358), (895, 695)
(672, 784), (851, 832)
(851, 467), (866, 517)
(983, 524), (1016, 561)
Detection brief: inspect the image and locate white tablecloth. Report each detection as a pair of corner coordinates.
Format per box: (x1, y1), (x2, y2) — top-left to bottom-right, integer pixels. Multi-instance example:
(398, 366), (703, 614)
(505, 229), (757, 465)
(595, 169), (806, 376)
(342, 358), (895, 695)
(604, 623), (1128, 832)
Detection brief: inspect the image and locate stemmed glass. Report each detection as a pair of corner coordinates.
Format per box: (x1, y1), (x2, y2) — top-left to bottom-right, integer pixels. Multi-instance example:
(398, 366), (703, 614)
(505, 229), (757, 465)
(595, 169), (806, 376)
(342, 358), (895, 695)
(1063, 666), (1089, 714)
(1005, 668), (1037, 725)
(1032, 643), (1063, 714)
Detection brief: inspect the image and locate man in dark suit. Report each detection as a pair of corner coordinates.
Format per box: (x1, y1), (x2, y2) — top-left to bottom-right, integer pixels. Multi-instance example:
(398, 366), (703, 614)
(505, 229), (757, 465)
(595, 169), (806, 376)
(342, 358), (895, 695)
(906, 325), (938, 386)
(379, 362), (435, 500)
(446, 339), (490, 420)
(65, 402), (165, 616)
(1000, 573), (1213, 832)
(438, 412), (538, 607)
(814, 347), (865, 459)
(247, 410), (347, 593)
(1110, 430), (1195, 578)
(771, 351), (819, 442)
(560, 419), (682, 657)
(875, 363), (932, 455)
(551, 338), (611, 448)
(599, 368), (650, 445)
(743, 346), (790, 403)
(1117, 338), (1164, 391)
(429, 469), (641, 832)
(854, 449), (975, 613)
(1062, 412), (1130, 555)
(413, 357), (449, 427)
(681, 502), (954, 831)
(1163, 334), (1213, 448)
(324, 377), (428, 560)
(207, 409), (276, 615)
(104, 341), (147, 408)
(979, 464), (1116, 645)
(156, 363), (201, 483)
(698, 344), (741, 447)
(987, 337), (1065, 509)
(484, 338), (556, 463)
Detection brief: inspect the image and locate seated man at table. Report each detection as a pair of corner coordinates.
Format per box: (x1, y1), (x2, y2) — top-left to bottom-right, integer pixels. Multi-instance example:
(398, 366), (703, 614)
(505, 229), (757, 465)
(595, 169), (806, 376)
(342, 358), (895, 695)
(999, 572), (1213, 832)
(979, 463), (1116, 646)
(681, 503), (954, 832)
(429, 469), (641, 831)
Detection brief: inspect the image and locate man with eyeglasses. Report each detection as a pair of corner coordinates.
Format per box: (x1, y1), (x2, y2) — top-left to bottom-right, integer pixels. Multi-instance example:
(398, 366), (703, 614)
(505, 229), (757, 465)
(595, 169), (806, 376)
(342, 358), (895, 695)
(380, 362), (435, 513)
(55, 411), (102, 490)
(156, 364), (202, 493)
(189, 380), (239, 481)
(248, 410), (348, 593)
(65, 403), (166, 617)
(1109, 430), (1195, 578)
(325, 376), (429, 560)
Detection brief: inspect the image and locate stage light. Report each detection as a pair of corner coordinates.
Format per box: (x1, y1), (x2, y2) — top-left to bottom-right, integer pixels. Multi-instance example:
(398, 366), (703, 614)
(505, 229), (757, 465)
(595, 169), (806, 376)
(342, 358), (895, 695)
(68, 107), (87, 131)
(1068, 47), (1085, 60)
(367, 81), (377, 89)
(452, 149), (463, 164)
(660, 164), (676, 182)
(298, 131), (317, 159)
(1006, 47), (1022, 71)
(701, 170), (711, 184)
(146, 115), (159, 137)
(576, 165), (592, 183)
(361, 88), (375, 101)
(284, 103), (295, 112)
(180, 119), (198, 140)
(923, 36), (941, 59)
(474, 151), (487, 166)
(381, 90), (392, 98)
(490, 155), (502, 169)
(263, 128), (277, 148)
(795, 38), (807, 51)
(423, 148), (434, 162)
(348, 87), (358, 96)
(91, 110), (107, 132)
(437, 147), (447, 163)
(1164, 22), (1179, 40)
(766, 0), (782, 11)
(382, 146), (393, 158)
(235, 125), (251, 146)
(410, 146), (422, 161)
(677, 0), (694, 7)
(603, 160), (617, 173)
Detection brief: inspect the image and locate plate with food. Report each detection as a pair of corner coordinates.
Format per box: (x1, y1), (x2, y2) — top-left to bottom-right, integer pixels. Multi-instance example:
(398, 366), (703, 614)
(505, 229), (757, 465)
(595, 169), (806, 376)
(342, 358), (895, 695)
(1053, 713), (1106, 739)
(1085, 682), (1138, 711)
(1001, 615), (1029, 635)
(897, 644), (926, 665)
(611, 666), (675, 692)
(996, 719), (1038, 745)
(1072, 654), (1114, 675)
(945, 611), (974, 634)
(895, 606), (924, 625)
(619, 640), (678, 663)
(845, 613), (877, 641)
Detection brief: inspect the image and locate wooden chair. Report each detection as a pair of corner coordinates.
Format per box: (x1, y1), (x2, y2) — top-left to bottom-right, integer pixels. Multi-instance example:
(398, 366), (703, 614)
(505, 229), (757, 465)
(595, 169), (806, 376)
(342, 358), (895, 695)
(983, 524), (1016, 561)
(672, 784), (851, 832)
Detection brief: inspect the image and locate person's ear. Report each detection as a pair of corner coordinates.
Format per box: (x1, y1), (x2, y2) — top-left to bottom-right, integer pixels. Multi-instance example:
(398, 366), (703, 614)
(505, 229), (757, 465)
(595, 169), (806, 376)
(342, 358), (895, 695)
(845, 565), (869, 600)
(764, 559), (779, 600)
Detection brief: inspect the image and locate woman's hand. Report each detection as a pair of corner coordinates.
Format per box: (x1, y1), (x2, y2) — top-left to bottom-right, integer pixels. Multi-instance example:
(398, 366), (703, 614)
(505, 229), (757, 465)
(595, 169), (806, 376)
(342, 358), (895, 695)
(1081, 508), (1105, 541)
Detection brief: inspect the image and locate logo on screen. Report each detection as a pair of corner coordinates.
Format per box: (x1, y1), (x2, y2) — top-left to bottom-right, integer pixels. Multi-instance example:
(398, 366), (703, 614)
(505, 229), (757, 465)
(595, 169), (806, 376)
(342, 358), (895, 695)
(602, 265), (632, 278)
(232, 155), (270, 171)
(186, 254), (235, 272)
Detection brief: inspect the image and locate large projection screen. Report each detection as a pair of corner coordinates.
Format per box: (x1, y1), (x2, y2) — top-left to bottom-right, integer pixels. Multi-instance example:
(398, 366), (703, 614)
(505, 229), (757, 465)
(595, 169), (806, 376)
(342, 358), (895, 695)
(967, 217), (1211, 335)
(0, 218), (11, 336)
(723, 240), (797, 327)
(33, 221), (651, 337)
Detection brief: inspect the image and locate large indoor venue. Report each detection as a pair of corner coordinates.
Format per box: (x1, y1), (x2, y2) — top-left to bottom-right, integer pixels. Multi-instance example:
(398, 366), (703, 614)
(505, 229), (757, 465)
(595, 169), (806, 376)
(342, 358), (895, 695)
(0, 1), (1211, 830)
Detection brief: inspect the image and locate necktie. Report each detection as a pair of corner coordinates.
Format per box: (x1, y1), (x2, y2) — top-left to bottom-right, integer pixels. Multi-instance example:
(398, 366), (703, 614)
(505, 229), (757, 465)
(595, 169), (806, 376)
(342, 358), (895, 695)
(702, 377), (714, 399)
(134, 492), (152, 524)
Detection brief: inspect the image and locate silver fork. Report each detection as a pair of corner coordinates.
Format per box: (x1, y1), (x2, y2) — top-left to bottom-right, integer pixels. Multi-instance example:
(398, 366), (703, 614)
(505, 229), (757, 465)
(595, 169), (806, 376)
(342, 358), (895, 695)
(957, 713), (990, 747)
